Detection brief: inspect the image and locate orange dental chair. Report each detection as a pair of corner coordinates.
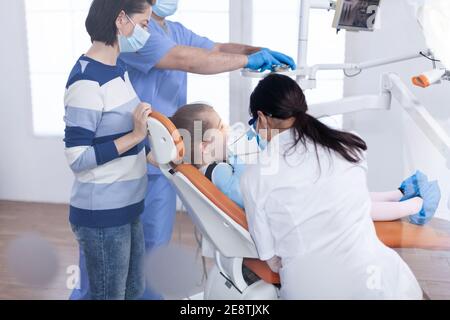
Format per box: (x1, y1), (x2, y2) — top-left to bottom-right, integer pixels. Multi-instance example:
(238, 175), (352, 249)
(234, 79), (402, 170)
(147, 112), (450, 300)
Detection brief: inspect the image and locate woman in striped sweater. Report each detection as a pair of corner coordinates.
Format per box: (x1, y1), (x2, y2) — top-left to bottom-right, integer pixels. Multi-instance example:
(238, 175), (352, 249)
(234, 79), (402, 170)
(64, 0), (155, 300)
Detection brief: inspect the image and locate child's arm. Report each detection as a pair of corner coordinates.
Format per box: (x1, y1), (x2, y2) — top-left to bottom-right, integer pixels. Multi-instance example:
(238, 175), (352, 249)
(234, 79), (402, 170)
(370, 191), (403, 202)
(203, 154), (247, 208)
(210, 162), (245, 208)
(370, 198), (423, 221)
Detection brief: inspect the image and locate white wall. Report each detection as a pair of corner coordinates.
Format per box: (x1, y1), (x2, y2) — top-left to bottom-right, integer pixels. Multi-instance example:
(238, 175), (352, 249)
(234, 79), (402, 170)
(0, 0), (250, 205)
(344, 0), (450, 219)
(0, 0), (73, 203)
(229, 0), (254, 124)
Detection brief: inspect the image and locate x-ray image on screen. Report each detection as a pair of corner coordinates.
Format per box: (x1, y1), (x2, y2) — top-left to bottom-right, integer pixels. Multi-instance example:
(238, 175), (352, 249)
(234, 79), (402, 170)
(333, 0), (381, 31)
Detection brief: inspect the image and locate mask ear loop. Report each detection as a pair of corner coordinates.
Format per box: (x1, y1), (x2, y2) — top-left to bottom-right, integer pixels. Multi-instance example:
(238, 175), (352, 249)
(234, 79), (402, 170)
(126, 13), (150, 31)
(117, 13), (136, 38)
(125, 14), (137, 27)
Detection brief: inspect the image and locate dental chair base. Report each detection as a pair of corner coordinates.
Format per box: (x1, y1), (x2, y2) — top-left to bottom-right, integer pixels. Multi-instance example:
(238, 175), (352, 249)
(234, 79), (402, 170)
(204, 264), (279, 300)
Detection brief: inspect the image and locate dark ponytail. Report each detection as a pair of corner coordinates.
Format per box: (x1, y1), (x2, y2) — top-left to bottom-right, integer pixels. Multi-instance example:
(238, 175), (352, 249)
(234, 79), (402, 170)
(249, 74), (367, 163)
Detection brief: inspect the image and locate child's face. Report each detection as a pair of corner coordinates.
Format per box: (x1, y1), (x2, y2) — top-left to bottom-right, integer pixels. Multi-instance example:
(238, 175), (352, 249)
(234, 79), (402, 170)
(200, 110), (230, 166)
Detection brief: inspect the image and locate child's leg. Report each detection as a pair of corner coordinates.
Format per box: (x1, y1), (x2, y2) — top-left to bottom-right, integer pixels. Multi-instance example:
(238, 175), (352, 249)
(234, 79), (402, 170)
(371, 197), (423, 221)
(370, 190), (403, 202)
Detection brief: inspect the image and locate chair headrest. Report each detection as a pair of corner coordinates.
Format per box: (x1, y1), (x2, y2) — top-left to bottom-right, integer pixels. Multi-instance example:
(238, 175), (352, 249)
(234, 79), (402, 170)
(147, 112), (185, 165)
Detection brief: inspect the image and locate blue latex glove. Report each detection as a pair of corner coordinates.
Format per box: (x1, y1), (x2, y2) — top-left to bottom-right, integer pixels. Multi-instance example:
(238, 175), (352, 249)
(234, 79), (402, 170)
(409, 181), (441, 226)
(246, 50), (282, 72)
(262, 48), (297, 71)
(211, 162), (245, 208)
(399, 170), (428, 201)
(246, 118), (267, 150)
(399, 170), (441, 225)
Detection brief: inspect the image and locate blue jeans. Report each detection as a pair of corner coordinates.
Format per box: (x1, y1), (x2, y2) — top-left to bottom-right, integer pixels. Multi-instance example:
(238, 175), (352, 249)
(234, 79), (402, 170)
(70, 174), (176, 300)
(70, 218), (145, 300)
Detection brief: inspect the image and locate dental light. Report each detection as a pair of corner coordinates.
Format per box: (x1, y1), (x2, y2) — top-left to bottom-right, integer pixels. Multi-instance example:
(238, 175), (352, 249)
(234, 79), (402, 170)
(241, 0), (450, 174)
(411, 0), (450, 88)
(412, 68), (449, 88)
(241, 0), (383, 79)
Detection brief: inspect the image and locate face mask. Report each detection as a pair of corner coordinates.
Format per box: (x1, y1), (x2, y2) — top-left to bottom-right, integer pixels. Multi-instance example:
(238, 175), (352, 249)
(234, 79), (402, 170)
(153, 0), (179, 18)
(118, 14), (150, 53)
(247, 117), (268, 151)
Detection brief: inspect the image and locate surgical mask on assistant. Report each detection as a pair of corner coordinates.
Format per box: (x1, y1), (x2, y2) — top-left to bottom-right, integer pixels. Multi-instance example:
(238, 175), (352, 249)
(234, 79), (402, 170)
(153, 0), (179, 18)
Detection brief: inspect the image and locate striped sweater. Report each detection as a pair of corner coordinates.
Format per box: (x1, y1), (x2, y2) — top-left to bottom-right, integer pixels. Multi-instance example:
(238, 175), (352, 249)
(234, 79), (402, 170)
(64, 55), (148, 228)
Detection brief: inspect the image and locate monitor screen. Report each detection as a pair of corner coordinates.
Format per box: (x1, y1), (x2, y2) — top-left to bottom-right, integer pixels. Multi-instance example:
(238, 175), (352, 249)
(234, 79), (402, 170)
(333, 0), (382, 31)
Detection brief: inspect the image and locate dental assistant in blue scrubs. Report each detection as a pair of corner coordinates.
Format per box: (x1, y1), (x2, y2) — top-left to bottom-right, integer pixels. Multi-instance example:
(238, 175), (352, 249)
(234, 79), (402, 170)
(70, 0), (297, 300)
(121, 0), (296, 298)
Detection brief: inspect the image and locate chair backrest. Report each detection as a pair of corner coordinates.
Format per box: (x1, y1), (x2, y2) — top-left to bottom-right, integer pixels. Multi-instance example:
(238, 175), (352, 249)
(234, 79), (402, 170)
(147, 112), (259, 258)
(147, 112), (185, 166)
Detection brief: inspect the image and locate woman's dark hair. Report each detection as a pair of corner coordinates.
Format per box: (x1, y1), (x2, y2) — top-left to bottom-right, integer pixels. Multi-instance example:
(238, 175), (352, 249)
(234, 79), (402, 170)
(86, 0), (154, 46)
(249, 74), (367, 163)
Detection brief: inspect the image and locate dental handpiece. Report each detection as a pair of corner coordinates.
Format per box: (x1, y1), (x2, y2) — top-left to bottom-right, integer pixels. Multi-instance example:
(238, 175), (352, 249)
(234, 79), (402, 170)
(272, 64), (290, 72)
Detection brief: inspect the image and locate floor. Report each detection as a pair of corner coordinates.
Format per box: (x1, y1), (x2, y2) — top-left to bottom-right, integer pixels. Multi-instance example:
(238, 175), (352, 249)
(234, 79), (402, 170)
(1, 200), (450, 300)
(0, 201), (205, 300)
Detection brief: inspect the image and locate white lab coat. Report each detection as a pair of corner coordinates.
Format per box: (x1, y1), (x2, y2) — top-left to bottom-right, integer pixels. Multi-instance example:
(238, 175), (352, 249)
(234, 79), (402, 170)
(240, 129), (422, 300)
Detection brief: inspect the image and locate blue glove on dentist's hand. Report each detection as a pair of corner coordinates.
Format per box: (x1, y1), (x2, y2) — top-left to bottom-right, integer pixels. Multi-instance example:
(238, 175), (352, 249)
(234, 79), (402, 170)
(246, 50), (282, 72)
(246, 49), (297, 72)
(262, 48), (297, 71)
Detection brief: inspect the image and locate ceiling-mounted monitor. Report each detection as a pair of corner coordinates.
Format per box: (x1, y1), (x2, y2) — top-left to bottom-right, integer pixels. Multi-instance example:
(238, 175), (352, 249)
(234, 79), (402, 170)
(332, 0), (382, 31)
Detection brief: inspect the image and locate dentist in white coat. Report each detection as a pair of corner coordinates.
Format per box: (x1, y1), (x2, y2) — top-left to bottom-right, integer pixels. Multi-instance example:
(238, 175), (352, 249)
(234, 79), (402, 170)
(241, 74), (423, 300)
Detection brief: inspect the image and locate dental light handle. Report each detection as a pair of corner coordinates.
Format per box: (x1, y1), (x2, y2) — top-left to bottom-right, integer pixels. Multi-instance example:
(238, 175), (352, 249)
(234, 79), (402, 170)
(412, 69), (447, 88)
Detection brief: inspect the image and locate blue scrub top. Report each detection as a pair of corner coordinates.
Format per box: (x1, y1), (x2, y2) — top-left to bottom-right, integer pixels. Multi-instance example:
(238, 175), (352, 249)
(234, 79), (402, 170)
(119, 19), (215, 174)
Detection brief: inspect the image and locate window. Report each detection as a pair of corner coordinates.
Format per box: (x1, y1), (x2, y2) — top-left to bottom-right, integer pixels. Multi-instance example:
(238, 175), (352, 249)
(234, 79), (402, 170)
(25, 0), (230, 136)
(26, 1), (341, 135)
(25, 0), (93, 136)
(172, 0), (230, 122)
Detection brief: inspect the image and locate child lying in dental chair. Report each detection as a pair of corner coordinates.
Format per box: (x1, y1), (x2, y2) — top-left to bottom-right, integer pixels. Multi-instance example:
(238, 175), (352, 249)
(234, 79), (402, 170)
(170, 103), (441, 226)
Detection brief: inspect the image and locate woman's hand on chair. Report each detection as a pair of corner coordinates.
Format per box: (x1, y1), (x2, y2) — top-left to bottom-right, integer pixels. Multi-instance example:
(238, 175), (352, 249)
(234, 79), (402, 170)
(114, 103), (152, 155)
(132, 102), (153, 141)
(266, 256), (282, 273)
